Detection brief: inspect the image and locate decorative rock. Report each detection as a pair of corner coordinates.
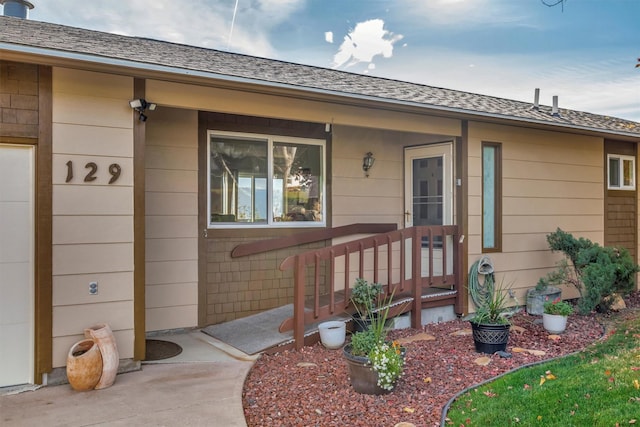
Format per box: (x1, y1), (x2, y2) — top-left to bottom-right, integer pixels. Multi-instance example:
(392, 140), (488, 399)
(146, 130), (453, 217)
(607, 294), (627, 311)
(496, 350), (512, 358)
(394, 422), (416, 427)
(474, 356), (491, 366)
(296, 362), (317, 368)
(449, 328), (473, 336)
(511, 325), (526, 334)
(512, 347), (546, 356)
(396, 332), (435, 344)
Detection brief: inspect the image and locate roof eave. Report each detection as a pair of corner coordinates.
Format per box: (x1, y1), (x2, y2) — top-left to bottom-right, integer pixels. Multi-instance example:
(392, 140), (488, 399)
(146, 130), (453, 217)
(2, 42), (639, 141)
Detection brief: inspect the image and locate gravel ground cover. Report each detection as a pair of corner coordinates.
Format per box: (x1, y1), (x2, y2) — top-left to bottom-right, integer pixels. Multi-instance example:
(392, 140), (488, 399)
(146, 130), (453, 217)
(243, 292), (640, 427)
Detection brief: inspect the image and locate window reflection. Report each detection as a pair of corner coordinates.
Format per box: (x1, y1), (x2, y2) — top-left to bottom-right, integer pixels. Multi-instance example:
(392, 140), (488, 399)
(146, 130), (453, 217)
(209, 133), (324, 226)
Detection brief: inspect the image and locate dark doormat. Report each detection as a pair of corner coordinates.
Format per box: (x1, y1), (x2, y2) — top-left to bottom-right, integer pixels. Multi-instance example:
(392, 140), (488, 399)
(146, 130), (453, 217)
(145, 339), (183, 361)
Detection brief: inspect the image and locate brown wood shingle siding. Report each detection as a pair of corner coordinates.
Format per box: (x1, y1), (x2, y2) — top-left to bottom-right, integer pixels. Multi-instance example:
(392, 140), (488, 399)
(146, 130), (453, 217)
(604, 140), (637, 259)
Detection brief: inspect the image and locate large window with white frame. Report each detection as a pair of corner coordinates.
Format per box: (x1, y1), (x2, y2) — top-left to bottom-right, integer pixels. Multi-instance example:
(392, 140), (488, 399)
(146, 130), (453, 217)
(208, 131), (325, 227)
(607, 154), (636, 190)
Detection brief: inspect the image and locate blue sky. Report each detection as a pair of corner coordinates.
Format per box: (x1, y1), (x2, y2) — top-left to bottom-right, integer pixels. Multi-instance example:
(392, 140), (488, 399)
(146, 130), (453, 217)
(13, 0), (640, 121)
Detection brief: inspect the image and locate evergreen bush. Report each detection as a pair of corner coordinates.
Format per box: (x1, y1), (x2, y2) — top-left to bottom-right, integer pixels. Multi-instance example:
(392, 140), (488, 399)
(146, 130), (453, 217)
(543, 228), (639, 314)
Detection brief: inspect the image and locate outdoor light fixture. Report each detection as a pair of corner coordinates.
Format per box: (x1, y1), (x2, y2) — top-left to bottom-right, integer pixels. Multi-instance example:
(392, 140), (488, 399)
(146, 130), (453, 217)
(129, 98), (157, 122)
(362, 152), (375, 177)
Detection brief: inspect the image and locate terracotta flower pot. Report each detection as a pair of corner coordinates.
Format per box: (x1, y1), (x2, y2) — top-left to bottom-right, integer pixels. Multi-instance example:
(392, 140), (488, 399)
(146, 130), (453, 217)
(66, 339), (103, 391)
(85, 323), (119, 389)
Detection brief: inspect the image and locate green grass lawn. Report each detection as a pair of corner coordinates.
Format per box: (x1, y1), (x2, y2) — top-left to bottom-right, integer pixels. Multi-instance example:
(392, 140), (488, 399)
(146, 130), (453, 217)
(445, 314), (640, 426)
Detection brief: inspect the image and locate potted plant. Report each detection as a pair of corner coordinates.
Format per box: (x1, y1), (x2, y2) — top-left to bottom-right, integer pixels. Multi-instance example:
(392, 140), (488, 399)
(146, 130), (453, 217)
(350, 278), (383, 332)
(343, 283), (405, 394)
(542, 298), (573, 334)
(469, 280), (513, 354)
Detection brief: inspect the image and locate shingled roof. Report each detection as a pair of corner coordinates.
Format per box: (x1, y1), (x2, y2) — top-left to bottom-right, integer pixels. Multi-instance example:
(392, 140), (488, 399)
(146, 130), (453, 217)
(2, 16), (638, 138)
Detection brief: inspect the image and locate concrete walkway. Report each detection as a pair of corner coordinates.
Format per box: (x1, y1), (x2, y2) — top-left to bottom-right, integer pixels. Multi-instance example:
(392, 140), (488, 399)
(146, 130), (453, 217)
(0, 331), (258, 426)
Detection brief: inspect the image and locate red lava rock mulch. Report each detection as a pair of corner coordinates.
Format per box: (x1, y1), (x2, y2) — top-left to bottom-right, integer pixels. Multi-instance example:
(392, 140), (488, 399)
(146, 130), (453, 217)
(242, 293), (640, 427)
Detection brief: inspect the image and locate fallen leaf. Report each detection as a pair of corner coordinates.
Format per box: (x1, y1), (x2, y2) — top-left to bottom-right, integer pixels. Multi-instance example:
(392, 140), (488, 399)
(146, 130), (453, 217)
(546, 373), (557, 380)
(523, 383), (531, 390)
(537, 415), (543, 421)
(629, 420), (636, 424)
(512, 347), (526, 353)
(296, 362), (317, 368)
(424, 377), (432, 383)
(631, 367), (640, 371)
(548, 334), (562, 341)
(528, 349), (546, 356)
(403, 407), (415, 413)
(315, 409), (322, 415)
(540, 377), (546, 386)
(605, 370), (611, 376)
(634, 379), (639, 390)
(483, 390), (496, 398)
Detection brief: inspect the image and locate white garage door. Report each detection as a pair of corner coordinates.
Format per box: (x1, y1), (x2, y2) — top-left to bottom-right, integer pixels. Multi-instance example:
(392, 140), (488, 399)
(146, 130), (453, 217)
(0, 144), (35, 387)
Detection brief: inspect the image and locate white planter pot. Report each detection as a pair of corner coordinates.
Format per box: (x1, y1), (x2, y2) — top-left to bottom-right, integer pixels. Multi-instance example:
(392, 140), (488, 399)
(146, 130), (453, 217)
(318, 321), (346, 349)
(542, 313), (568, 334)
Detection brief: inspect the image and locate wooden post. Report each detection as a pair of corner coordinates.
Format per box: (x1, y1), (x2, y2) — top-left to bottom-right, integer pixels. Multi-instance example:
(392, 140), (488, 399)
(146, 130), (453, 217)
(293, 256), (306, 350)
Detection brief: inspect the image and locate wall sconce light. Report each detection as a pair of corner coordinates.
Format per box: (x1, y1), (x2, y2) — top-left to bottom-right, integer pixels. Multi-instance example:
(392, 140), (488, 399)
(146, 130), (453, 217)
(129, 98), (157, 122)
(362, 152), (375, 177)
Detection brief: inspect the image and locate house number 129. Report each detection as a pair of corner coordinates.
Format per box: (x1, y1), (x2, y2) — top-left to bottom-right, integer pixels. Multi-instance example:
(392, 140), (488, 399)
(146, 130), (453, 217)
(65, 161), (122, 184)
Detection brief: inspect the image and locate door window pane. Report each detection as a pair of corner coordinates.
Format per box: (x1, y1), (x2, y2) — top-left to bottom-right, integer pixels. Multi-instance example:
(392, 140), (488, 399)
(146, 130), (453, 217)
(412, 157), (443, 226)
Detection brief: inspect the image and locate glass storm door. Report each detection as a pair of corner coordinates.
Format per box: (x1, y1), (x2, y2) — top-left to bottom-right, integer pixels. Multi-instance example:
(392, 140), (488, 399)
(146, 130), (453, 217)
(404, 143), (453, 228)
(404, 143), (454, 279)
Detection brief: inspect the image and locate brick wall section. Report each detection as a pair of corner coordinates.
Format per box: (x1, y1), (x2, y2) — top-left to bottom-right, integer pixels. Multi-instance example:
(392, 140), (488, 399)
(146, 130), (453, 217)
(0, 61), (39, 138)
(205, 238), (328, 325)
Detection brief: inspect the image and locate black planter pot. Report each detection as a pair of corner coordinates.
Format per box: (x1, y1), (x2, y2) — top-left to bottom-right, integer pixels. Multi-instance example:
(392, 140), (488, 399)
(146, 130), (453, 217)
(470, 322), (510, 354)
(351, 312), (389, 332)
(352, 313), (372, 332)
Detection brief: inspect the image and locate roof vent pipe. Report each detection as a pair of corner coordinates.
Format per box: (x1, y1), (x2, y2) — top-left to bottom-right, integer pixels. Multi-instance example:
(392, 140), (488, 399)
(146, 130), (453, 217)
(532, 88), (540, 110)
(552, 95), (560, 117)
(0, 0), (34, 18)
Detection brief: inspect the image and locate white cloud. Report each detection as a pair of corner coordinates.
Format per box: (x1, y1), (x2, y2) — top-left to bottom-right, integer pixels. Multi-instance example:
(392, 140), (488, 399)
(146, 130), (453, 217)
(29, 0), (305, 58)
(325, 31), (333, 44)
(332, 19), (404, 69)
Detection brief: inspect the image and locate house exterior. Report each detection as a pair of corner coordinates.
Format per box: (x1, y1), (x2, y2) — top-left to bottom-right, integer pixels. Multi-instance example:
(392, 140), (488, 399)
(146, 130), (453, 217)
(1, 14), (639, 387)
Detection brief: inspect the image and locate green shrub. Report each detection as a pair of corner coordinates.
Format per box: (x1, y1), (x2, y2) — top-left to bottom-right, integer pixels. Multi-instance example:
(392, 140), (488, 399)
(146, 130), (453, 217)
(543, 228), (639, 314)
(350, 328), (377, 356)
(350, 278), (383, 318)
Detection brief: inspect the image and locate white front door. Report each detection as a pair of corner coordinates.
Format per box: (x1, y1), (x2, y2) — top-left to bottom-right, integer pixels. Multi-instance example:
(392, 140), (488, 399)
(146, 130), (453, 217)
(404, 143), (454, 278)
(0, 144), (35, 387)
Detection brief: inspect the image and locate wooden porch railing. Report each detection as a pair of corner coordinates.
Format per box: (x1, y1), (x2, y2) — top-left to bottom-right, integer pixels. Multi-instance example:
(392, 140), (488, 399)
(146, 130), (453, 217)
(279, 225), (464, 349)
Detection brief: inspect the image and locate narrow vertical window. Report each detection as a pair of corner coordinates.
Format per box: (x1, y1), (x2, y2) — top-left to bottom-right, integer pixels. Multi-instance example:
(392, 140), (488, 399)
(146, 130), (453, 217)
(482, 142), (502, 252)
